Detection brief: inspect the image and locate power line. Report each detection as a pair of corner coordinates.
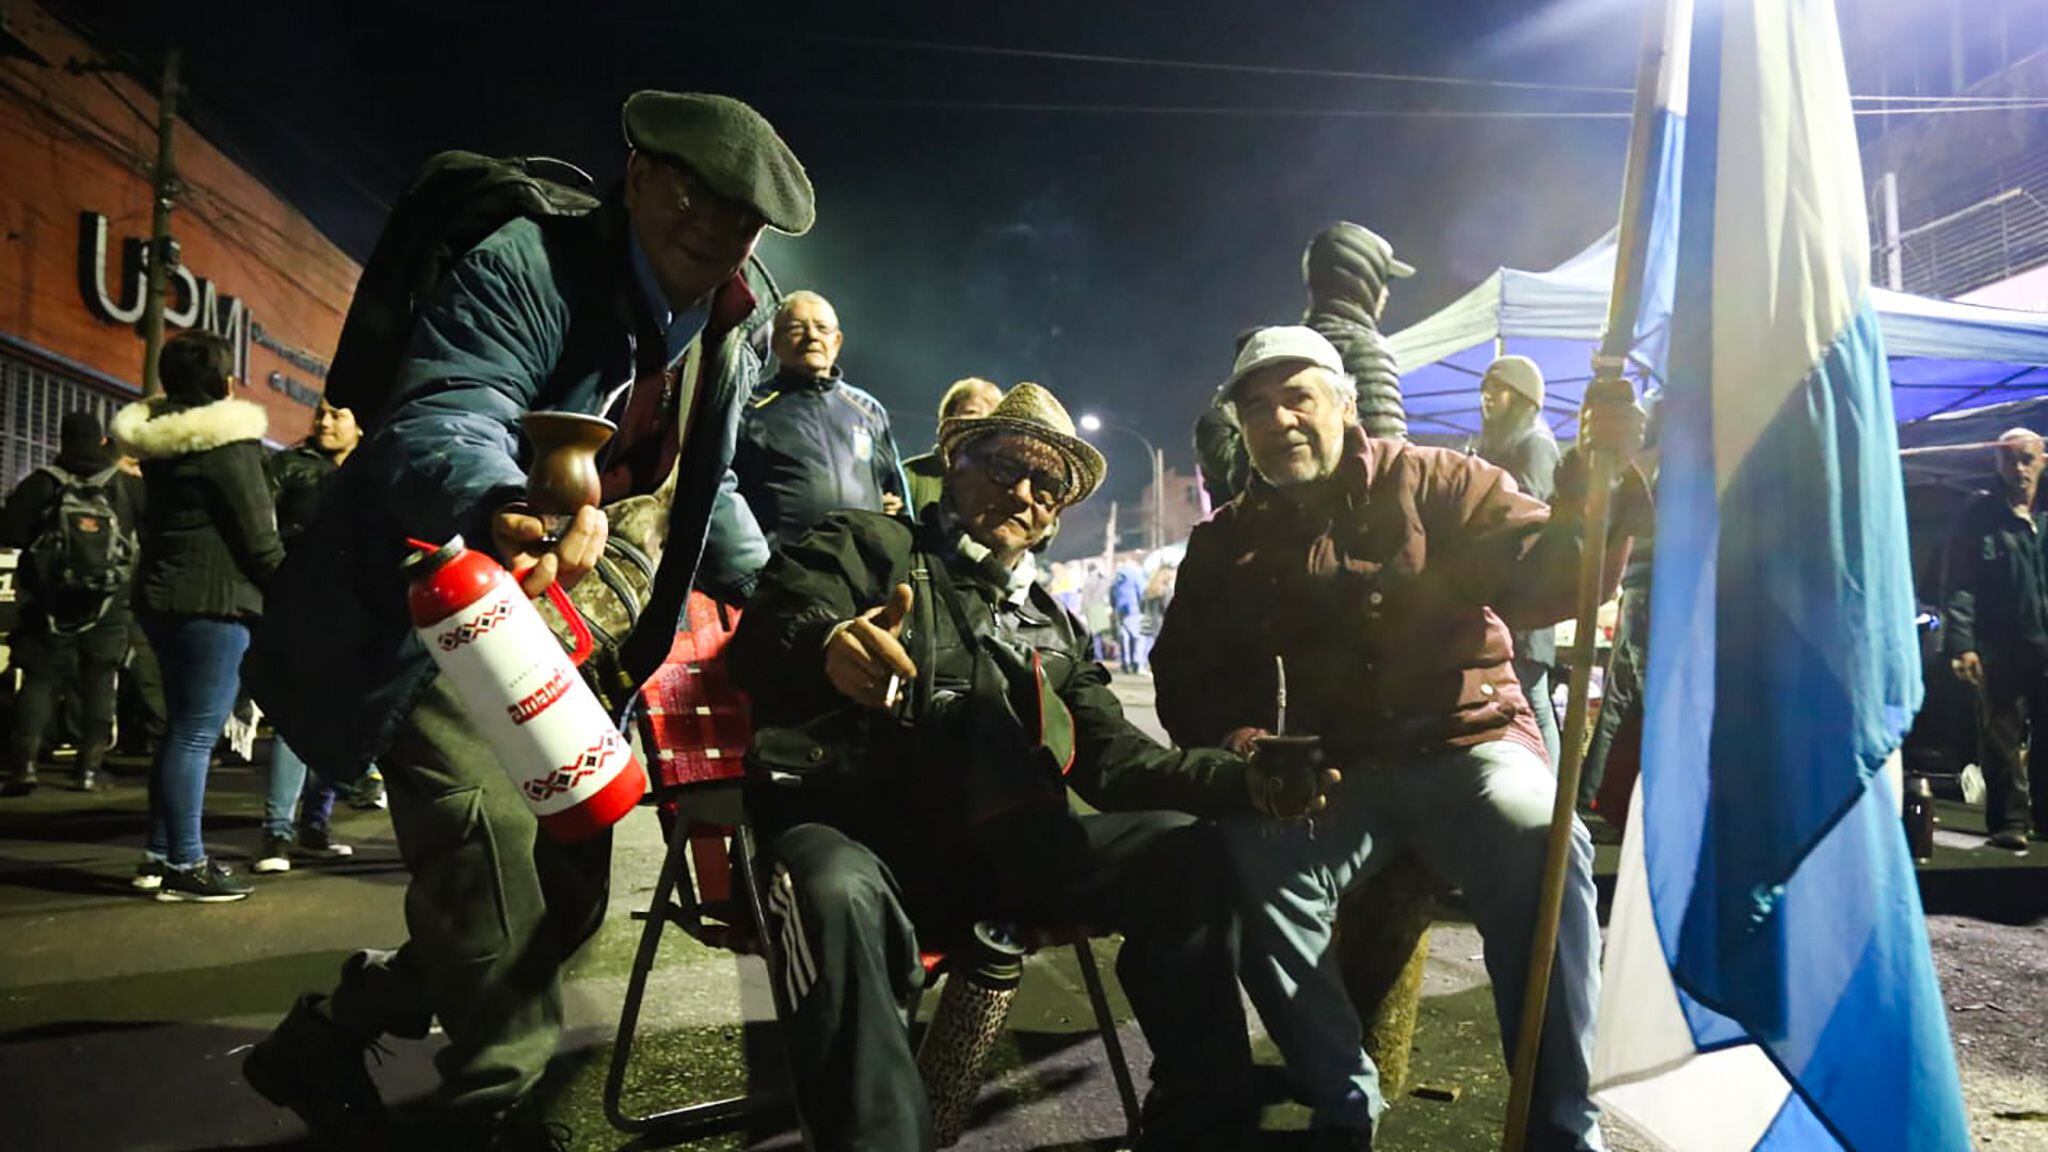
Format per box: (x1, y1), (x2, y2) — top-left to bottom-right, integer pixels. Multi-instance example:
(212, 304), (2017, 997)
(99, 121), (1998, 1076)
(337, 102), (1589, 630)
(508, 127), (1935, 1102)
(812, 32), (2048, 107)
(832, 98), (1633, 120)
(826, 96), (2047, 121)
(813, 33), (1634, 96)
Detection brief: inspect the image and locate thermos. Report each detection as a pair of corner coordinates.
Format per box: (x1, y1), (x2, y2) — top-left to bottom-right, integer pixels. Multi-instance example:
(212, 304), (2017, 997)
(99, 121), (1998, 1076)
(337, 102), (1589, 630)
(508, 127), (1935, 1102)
(1903, 773), (1936, 863)
(916, 922), (1027, 1146)
(405, 535), (648, 842)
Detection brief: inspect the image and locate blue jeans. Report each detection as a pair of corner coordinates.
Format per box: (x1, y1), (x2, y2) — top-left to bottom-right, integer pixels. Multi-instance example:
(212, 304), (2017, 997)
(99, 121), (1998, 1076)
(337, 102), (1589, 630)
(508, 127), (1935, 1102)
(265, 737), (339, 839)
(1515, 656), (1562, 769)
(1117, 613), (1150, 672)
(1223, 738), (1604, 1150)
(142, 614), (251, 867)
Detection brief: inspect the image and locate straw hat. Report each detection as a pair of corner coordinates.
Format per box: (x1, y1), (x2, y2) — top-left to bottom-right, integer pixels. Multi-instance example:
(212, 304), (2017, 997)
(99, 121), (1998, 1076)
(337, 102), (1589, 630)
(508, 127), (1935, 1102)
(938, 382), (1107, 506)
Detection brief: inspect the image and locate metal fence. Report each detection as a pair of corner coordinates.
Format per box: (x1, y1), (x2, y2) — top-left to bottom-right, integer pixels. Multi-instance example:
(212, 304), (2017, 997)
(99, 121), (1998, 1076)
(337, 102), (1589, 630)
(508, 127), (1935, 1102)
(1875, 147), (2048, 302)
(1, 351), (127, 491)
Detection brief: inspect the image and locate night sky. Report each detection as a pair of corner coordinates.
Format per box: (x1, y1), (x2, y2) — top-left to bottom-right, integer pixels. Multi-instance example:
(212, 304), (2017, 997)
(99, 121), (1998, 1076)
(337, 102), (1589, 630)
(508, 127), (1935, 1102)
(56, 0), (1649, 505)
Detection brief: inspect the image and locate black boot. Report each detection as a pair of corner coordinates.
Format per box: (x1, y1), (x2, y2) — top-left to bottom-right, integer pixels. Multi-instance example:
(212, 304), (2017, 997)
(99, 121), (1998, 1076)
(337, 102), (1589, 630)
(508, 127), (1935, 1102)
(243, 994), (389, 1145)
(1, 764), (36, 797)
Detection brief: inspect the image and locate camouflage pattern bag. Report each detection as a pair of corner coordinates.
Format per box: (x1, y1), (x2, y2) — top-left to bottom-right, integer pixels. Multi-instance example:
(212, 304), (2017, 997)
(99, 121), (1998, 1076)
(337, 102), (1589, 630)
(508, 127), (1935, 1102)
(534, 468), (672, 716)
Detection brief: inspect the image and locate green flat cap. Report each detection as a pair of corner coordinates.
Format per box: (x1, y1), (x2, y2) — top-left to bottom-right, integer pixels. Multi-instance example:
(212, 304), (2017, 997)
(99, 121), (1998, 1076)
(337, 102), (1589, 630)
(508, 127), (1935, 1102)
(622, 91), (815, 235)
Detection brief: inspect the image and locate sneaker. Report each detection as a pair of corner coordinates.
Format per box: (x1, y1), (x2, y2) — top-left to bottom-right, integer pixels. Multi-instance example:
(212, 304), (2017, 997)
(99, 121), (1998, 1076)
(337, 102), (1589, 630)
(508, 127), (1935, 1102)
(131, 858), (166, 892)
(243, 994), (389, 1144)
(1987, 829), (2031, 855)
(348, 769), (387, 810)
(69, 768), (103, 793)
(253, 834), (294, 874)
(156, 859), (253, 902)
(298, 825), (354, 859)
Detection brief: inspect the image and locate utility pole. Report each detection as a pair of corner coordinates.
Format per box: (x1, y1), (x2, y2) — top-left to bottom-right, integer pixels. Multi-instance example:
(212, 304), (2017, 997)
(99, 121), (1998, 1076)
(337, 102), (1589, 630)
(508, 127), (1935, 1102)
(1879, 171), (1903, 291)
(1150, 446), (1166, 551)
(139, 46), (181, 397)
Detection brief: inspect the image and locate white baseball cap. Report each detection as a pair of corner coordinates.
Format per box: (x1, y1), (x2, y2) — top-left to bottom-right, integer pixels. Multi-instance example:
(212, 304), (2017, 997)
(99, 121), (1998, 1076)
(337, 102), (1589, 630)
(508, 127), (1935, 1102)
(1220, 325), (1345, 400)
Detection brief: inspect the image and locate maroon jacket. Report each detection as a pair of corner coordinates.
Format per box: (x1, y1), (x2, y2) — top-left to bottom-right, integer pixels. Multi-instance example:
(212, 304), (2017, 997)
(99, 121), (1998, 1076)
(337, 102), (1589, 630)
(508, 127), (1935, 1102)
(1153, 429), (1625, 765)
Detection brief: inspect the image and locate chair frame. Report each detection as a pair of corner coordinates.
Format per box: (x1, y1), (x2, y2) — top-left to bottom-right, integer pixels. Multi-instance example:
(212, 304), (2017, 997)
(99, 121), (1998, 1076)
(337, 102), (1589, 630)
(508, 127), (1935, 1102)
(604, 778), (1143, 1145)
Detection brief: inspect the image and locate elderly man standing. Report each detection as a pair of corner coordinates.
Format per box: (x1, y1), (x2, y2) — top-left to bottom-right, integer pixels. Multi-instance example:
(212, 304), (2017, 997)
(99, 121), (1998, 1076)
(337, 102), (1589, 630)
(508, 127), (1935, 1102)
(1944, 427), (2048, 853)
(242, 91), (803, 1148)
(1474, 354), (1563, 766)
(735, 289), (908, 546)
(730, 383), (1275, 1151)
(901, 375), (1002, 518)
(1152, 327), (1643, 1152)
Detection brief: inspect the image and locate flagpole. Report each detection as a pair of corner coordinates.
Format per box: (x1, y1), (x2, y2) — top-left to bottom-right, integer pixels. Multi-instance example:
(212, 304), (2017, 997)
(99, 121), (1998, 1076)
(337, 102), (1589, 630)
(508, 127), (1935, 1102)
(1500, 0), (1674, 1147)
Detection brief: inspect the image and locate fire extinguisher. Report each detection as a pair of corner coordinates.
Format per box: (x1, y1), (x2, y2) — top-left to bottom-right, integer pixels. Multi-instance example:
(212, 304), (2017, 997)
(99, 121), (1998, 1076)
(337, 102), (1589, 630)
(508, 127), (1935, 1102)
(405, 535), (648, 842)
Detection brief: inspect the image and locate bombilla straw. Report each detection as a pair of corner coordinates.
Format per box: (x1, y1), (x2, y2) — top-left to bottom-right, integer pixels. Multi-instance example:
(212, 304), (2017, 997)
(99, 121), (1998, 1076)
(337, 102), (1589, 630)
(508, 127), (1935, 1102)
(1274, 654), (1288, 738)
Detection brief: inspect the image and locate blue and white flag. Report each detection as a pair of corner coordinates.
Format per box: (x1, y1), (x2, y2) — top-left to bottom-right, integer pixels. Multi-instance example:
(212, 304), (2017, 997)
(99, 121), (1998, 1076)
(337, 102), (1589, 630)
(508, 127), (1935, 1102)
(1590, 2), (1971, 1150)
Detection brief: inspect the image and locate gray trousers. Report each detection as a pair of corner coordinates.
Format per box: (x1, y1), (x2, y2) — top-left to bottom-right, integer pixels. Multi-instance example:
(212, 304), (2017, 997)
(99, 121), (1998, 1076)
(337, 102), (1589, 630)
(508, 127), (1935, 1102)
(1223, 738), (1604, 1150)
(323, 676), (614, 1118)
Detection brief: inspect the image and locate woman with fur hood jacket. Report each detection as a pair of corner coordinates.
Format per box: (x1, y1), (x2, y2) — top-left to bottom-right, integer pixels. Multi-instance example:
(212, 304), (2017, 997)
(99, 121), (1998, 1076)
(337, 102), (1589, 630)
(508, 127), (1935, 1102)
(111, 330), (284, 903)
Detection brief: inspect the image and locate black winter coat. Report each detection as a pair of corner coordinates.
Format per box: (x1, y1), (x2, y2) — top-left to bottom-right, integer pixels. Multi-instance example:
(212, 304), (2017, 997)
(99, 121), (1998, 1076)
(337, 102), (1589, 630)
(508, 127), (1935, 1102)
(112, 397), (284, 619)
(729, 511), (1248, 859)
(1943, 491), (2048, 666)
(265, 444), (338, 549)
(0, 444), (144, 626)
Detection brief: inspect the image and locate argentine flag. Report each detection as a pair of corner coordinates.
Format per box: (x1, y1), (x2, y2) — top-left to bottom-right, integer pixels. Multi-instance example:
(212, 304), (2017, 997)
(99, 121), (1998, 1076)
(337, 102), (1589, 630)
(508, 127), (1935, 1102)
(1590, 2), (1972, 1150)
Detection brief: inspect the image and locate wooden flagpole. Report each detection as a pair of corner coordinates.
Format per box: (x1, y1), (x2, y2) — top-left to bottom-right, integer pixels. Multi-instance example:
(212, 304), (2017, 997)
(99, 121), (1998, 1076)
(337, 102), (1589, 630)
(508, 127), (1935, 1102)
(1500, 0), (1676, 1147)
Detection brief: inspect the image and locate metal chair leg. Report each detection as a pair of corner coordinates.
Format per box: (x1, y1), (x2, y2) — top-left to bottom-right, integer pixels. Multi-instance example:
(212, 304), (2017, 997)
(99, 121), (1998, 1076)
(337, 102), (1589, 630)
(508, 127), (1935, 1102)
(1072, 938), (1143, 1142)
(735, 819), (819, 1151)
(604, 808), (779, 1135)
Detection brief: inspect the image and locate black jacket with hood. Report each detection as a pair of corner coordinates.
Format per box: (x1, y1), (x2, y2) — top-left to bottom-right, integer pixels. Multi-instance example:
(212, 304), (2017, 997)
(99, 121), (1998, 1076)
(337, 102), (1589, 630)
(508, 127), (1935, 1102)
(0, 439), (144, 627)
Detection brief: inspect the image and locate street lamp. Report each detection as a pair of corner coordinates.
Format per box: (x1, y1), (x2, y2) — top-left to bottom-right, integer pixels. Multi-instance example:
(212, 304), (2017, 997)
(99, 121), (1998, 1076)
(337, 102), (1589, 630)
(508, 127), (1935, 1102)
(1079, 413), (1166, 552)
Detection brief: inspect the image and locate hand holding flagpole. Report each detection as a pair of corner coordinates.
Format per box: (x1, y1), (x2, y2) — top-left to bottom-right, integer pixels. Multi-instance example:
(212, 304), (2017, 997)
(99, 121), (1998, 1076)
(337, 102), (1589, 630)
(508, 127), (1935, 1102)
(1500, 1), (1668, 1148)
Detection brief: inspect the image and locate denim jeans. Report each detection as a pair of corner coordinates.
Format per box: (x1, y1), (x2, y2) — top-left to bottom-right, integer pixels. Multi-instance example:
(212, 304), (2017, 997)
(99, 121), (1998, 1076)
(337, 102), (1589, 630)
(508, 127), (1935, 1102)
(1515, 657), (1562, 769)
(1116, 613), (1150, 672)
(266, 736), (339, 839)
(142, 614), (251, 867)
(1223, 738), (1604, 1150)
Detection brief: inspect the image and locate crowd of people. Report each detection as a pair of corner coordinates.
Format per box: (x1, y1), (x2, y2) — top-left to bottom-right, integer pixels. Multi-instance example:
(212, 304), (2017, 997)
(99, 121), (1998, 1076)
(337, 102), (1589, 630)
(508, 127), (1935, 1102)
(0, 80), (2021, 1152)
(1, 335), (384, 899)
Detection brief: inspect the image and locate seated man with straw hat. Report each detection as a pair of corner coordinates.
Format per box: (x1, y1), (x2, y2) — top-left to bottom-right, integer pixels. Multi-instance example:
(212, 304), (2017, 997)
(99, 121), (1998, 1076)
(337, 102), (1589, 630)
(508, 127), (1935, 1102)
(729, 382), (1294, 1150)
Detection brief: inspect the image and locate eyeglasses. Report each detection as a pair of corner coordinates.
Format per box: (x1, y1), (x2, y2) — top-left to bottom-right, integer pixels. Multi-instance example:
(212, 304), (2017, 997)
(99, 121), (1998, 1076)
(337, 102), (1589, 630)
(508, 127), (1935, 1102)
(974, 451), (1072, 508)
(660, 160), (765, 235)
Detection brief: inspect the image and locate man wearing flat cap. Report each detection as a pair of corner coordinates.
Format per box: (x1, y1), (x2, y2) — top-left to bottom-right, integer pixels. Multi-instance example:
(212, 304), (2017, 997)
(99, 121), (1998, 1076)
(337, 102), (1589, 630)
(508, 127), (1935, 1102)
(730, 383), (1282, 1150)
(243, 91), (808, 1147)
(1152, 327), (1649, 1151)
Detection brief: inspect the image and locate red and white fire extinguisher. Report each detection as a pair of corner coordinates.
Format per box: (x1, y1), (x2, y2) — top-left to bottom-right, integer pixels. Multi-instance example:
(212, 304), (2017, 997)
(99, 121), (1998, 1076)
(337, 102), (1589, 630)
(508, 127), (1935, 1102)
(405, 535), (648, 842)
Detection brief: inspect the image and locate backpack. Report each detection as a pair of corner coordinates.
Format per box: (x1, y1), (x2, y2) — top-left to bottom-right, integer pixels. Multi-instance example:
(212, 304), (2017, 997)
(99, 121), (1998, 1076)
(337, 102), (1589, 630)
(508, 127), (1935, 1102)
(25, 464), (135, 631)
(324, 152), (605, 432)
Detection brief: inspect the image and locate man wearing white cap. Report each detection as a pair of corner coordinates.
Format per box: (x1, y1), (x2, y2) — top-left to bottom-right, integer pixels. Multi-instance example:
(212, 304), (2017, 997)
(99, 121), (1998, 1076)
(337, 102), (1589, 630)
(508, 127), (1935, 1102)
(1475, 353), (1564, 765)
(1152, 326), (1648, 1151)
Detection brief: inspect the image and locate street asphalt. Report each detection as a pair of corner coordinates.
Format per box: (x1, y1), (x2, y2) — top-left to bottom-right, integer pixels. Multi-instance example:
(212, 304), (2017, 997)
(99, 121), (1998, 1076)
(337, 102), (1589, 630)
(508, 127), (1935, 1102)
(1, 675), (2041, 1151)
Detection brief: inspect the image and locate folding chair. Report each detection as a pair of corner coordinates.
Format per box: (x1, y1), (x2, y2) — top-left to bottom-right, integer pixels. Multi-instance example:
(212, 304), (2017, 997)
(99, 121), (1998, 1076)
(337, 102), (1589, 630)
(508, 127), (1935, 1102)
(605, 595), (1143, 1145)
(604, 594), (787, 1137)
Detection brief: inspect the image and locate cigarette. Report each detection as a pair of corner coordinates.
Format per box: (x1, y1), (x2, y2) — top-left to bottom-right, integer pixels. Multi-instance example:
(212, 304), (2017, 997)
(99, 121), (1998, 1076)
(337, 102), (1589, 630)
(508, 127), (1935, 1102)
(883, 674), (902, 709)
